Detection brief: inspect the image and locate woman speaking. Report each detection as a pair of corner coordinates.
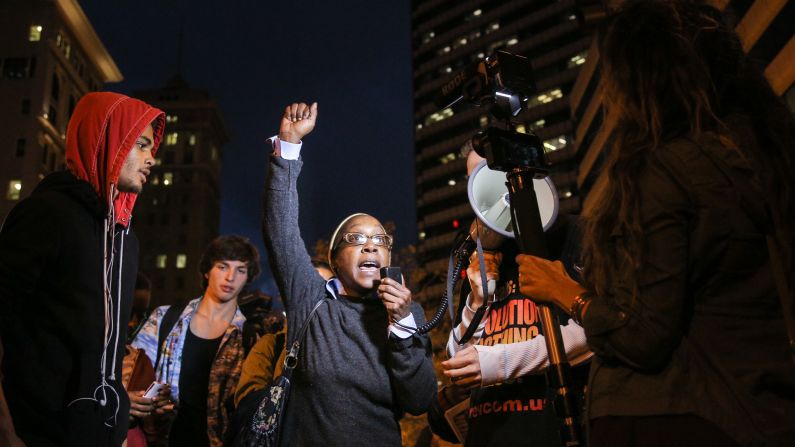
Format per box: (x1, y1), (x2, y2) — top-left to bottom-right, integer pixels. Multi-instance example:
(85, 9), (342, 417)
(261, 102), (436, 446)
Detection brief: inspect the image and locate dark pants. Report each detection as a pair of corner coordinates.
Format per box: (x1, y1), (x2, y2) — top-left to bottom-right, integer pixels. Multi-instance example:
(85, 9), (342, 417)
(590, 415), (741, 447)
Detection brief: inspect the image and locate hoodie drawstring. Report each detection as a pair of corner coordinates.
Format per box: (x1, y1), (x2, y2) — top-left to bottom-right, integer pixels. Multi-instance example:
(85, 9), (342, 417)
(67, 183), (121, 428)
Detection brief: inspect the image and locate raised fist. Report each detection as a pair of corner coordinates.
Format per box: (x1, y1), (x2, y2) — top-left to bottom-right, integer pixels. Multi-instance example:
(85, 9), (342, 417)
(279, 102), (318, 143)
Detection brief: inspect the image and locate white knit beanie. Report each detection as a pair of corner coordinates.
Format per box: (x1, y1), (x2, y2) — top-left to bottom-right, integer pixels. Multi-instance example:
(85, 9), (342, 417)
(327, 213), (389, 271)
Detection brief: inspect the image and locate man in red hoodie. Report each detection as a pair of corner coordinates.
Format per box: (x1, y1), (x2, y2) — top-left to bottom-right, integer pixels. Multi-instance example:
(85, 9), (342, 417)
(0, 92), (165, 446)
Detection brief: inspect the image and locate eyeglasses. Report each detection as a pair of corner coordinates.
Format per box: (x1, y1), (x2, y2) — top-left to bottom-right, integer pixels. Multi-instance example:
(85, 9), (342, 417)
(341, 232), (393, 248)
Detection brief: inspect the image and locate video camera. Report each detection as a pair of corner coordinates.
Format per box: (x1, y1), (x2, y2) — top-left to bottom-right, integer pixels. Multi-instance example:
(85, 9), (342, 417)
(435, 50), (549, 174)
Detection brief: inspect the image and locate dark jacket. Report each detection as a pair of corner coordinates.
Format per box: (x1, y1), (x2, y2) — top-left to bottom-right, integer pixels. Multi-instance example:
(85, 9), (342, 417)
(582, 131), (795, 446)
(262, 155), (437, 447)
(0, 172), (138, 446)
(0, 92), (164, 447)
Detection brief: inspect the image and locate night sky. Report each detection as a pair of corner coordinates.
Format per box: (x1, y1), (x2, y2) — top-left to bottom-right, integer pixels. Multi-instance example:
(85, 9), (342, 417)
(80, 0), (417, 296)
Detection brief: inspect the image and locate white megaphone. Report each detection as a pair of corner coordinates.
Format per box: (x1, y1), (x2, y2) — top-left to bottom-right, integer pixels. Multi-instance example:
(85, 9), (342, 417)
(467, 160), (559, 240)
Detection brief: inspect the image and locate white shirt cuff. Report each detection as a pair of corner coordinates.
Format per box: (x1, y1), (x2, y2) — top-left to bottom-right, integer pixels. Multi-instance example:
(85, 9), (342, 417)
(389, 313), (417, 339)
(269, 135), (302, 160)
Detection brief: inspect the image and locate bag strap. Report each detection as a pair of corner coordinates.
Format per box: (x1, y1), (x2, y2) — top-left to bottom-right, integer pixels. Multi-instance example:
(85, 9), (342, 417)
(155, 302), (187, 370)
(451, 226), (494, 346)
(696, 143), (795, 363)
(282, 299), (328, 374)
(271, 331), (287, 379)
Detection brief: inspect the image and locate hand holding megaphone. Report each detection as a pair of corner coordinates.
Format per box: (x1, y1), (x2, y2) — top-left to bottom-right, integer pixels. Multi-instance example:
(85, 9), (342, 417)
(466, 250), (501, 310)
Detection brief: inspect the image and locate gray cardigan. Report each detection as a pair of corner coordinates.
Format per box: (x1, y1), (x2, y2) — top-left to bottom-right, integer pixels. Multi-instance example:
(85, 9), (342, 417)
(262, 155), (437, 446)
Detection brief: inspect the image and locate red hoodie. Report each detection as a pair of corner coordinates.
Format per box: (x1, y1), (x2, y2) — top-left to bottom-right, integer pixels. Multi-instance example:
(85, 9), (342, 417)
(66, 92), (166, 227)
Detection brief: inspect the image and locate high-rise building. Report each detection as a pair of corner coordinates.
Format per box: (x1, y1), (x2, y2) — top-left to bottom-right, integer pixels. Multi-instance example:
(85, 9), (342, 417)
(0, 0), (122, 223)
(133, 77), (228, 307)
(411, 0), (600, 299)
(572, 0), (795, 211)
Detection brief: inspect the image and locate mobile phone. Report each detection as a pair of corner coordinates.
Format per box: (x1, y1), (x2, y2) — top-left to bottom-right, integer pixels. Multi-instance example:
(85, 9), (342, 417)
(379, 266), (402, 283)
(143, 381), (165, 399)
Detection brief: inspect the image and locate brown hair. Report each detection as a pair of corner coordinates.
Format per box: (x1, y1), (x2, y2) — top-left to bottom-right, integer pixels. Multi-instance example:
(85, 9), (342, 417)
(582, 0), (795, 298)
(199, 235), (261, 288)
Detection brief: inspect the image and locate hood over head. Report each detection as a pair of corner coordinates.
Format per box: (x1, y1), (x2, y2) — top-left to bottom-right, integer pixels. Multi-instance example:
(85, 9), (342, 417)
(66, 92), (165, 227)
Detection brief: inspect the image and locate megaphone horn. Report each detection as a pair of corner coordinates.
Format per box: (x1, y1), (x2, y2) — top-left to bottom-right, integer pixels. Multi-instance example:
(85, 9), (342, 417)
(467, 160), (559, 238)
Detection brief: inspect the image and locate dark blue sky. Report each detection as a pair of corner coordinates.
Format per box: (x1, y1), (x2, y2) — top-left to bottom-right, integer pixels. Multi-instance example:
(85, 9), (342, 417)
(80, 0), (416, 296)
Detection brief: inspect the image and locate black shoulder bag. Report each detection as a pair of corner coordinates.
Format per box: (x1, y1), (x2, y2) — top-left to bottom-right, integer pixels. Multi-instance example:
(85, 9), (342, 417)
(230, 298), (328, 447)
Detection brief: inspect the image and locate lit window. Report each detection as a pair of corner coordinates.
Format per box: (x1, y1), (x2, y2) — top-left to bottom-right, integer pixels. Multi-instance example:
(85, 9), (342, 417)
(479, 115), (489, 127)
(176, 254), (187, 269)
(163, 172), (173, 186)
(188, 134), (197, 146)
(439, 153), (456, 164)
(165, 132), (178, 145)
(568, 51), (587, 68)
(507, 38), (519, 46)
(448, 179), (457, 186)
(424, 108), (454, 126)
(530, 119), (546, 130)
(29, 25), (42, 42)
(527, 88), (563, 108)
(166, 115), (178, 123)
(156, 255), (167, 269)
(543, 135), (569, 152)
(422, 31), (435, 44)
(515, 124), (527, 134)
(151, 175), (160, 185)
(155, 159), (162, 166)
(6, 180), (22, 200)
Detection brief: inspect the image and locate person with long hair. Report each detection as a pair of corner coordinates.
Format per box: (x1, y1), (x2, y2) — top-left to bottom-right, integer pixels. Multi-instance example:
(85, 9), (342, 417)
(514, 1), (795, 445)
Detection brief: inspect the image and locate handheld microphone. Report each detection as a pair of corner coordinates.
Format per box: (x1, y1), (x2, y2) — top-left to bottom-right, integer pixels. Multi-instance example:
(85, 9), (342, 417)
(379, 266), (402, 283)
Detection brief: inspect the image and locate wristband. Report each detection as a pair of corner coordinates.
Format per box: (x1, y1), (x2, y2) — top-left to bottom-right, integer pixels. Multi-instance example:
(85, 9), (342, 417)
(570, 293), (590, 326)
